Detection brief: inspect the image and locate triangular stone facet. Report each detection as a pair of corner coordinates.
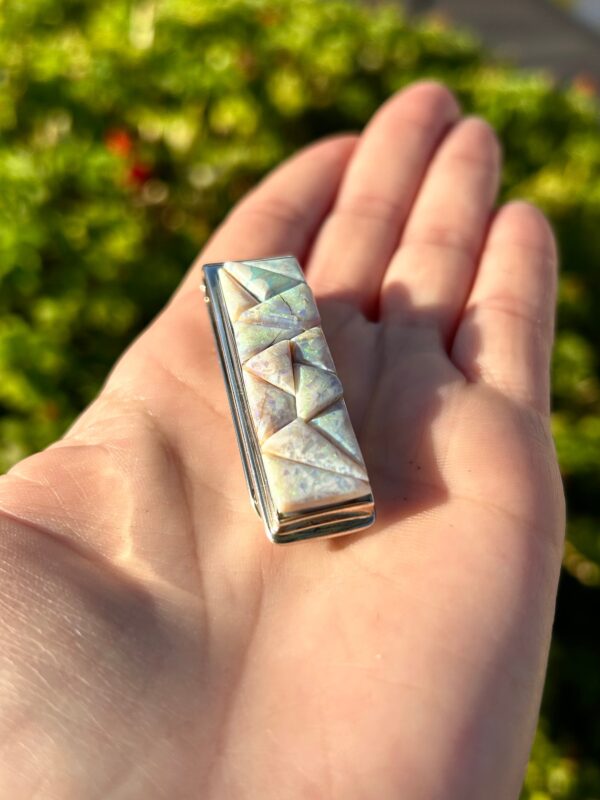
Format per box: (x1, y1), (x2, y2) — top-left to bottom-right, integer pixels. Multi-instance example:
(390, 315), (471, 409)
(237, 283), (319, 332)
(237, 295), (305, 333)
(243, 373), (296, 442)
(234, 322), (291, 363)
(262, 418), (367, 481)
(276, 283), (320, 329)
(219, 269), (257, 321)
(262, 454), (370, 513)
(223, 261), (301, 301)
(242, 257), (304, 282)
(310, 400), (364, 466)
(244, 340), (295, 395)
(294, 363), (343, 420)
(292, 327), (335, 372)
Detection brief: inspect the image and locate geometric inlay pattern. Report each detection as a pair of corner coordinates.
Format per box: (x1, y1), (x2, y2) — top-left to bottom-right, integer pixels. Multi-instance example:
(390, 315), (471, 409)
(220, 257), (370, 514)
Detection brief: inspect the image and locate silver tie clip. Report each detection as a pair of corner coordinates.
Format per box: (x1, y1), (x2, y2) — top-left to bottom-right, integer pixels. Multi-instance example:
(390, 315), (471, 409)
(202, 255), (375, 543)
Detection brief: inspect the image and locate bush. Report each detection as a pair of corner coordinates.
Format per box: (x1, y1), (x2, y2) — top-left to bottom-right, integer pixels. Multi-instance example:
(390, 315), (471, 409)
(1, 0), (599, 795)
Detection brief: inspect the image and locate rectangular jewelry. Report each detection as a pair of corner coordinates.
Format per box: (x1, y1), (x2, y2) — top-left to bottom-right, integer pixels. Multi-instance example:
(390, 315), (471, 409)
(202, 255), (375, 543)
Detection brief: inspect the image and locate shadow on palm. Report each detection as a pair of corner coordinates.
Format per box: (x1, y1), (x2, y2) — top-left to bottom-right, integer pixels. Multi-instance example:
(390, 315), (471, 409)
(317, 281), (467, 538)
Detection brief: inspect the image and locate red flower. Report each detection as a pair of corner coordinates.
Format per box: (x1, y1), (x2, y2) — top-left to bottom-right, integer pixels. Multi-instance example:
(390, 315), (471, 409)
(127, 161), (153, 186)
(105, 128), (133, 157)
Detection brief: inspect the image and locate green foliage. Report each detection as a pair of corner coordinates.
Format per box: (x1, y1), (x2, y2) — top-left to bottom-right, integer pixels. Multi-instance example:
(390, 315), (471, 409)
(0, 0), (599, 794)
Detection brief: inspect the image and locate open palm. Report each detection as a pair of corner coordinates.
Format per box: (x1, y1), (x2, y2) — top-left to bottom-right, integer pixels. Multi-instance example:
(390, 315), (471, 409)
(0, 83), (564, 799)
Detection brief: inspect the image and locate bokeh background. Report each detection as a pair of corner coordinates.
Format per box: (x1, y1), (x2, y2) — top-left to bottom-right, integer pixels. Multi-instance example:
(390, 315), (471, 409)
(1, 0), (599, 796)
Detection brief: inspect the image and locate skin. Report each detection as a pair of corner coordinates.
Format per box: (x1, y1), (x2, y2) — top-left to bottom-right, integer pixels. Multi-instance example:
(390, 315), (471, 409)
(0, 82), (565, 799)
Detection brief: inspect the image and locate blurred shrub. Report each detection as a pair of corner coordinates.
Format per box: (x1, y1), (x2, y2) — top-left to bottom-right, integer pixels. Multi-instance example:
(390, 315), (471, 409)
(0, 0), (599, 795)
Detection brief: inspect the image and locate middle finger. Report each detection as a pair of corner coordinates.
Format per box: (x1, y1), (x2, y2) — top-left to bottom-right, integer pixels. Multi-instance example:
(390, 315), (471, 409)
(306, 81), (460, 315)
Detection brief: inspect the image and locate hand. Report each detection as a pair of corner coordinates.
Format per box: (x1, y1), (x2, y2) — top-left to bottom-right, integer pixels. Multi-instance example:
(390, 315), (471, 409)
(0, 82), (564, 799)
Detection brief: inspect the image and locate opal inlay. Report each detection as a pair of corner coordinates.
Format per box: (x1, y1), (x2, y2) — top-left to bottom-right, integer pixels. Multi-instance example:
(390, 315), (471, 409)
(244, 340), (295, 396)
(219, 257), (370, 514)
(218, 270), (257, 321)
(262, 454), (370, 514)
(263, 418), (368, 481)
(223, 260), (302, 301)
(291, 327), (336, 372)
(310, 399), (363, 465)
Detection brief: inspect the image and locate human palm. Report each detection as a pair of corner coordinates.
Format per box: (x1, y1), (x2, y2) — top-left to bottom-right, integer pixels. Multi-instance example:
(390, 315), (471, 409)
(0, 83), (564, 799)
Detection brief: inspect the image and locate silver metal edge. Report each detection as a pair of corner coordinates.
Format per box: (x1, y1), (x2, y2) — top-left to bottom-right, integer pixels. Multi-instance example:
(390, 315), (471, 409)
(201, 260), (376, 544)
(202, 264), (279, 534)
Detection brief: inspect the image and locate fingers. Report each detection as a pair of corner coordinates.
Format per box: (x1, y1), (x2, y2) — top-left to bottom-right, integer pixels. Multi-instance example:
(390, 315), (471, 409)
(381, 117), (501, 342)
(451, 201), (558, 415)
(306, 81), (460, 314)
(177, 134), (357, 296)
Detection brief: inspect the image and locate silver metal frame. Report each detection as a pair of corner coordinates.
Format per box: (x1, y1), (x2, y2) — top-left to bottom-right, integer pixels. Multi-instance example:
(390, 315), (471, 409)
(202, 259), (376, 544)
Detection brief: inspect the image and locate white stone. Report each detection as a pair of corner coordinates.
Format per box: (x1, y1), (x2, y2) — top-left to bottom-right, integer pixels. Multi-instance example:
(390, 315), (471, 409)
(243, 372), (296, 442)
(244, 340), (294, 395)
(237, 283), (319, 331)
(223, 261), (301, 301)
(292, 327), (335, 372)
(242, 257), (304, 281)
(310, 400), (364, 466)
(234, 322), (296, 363)
(262, 454), (370, 513)
(262, 418), (367, 481)
(219, 270), (257, 321)
(294, 363), (343, 420)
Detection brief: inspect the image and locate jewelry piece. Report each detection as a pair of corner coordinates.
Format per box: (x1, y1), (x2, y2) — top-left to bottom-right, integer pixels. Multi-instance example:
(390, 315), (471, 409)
(202, 255), (375, 543)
